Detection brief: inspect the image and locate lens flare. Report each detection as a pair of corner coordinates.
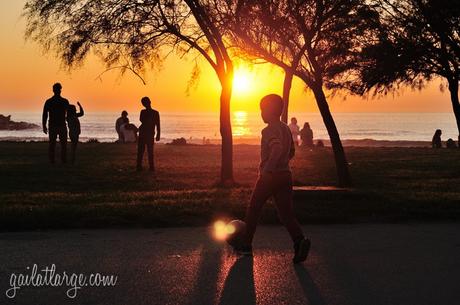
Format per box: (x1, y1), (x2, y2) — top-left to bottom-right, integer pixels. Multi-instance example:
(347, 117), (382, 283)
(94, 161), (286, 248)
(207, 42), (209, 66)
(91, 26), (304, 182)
(214, 220), (226, 230)
(226, 224), (236, 234)
(233, 71), (251, 93)
(214, 220), (228, 241)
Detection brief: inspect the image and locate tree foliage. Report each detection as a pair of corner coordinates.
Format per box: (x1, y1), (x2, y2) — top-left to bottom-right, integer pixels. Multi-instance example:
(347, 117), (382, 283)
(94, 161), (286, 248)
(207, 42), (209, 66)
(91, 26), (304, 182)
(358, 0), (460, 93)
(355, 0), (460, 140)
(25, 1), (228, 81)
(212, 0), (380, 91)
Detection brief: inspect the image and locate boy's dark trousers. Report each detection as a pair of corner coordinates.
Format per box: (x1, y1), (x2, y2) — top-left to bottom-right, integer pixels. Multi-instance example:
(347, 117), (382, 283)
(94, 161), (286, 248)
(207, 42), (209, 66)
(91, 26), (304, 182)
(244, 171), (304, 245)
(137, 135), (154, 171)
(48, 125), (67, 164)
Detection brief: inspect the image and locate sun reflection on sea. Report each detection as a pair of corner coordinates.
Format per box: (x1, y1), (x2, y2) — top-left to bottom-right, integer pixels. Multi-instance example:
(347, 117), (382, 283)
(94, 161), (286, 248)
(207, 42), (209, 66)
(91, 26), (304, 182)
(232, 111), (251, 137)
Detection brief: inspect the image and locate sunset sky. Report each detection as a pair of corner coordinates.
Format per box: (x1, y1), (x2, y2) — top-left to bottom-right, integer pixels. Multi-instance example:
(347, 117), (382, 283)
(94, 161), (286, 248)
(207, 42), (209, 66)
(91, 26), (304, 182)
(0, 1), (453, 114)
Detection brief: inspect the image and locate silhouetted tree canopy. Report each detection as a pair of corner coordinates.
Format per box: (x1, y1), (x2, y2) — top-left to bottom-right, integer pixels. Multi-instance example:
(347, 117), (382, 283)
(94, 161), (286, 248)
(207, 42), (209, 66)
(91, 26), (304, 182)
(26, 1), (206, 79)
(359, 0), (460, 92)
(356, 0), (460, 140)
(210, 0), (380, 186)
(213, 0), (380, 92)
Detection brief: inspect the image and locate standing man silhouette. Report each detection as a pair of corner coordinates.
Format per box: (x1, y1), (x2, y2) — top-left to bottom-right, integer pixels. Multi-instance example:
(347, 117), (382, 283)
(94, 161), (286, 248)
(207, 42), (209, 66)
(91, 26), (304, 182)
(137, 97), (160, 172)
(42, 83), (70, 164)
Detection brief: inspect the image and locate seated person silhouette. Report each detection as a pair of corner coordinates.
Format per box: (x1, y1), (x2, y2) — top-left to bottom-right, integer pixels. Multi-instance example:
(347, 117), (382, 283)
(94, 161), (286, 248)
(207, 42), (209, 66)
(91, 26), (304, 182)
(300, 122), (314, 147)
(115, 111), (129, 143)
(42, 82), (70, 164)
(121, 123), (138, 143)
(136, 97), (161, 172)
(432, 129), (442, 148)
(446, 138), (456, 149)
(67, 102), (84, 164)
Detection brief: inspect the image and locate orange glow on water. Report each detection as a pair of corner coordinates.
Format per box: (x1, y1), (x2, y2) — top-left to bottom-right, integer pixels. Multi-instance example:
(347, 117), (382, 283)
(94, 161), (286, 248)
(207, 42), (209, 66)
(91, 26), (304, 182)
(232, 111), (251, 136)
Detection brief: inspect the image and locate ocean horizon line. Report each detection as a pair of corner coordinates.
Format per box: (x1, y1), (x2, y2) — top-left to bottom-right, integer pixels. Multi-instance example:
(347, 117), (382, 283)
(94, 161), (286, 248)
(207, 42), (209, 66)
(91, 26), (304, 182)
(1, 112), (458, 144)
(2, 110), (456, 114)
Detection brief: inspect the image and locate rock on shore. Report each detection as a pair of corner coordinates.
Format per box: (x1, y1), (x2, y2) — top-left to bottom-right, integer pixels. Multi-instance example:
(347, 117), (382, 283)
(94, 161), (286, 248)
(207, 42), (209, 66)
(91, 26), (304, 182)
(0, 114), (39, 130)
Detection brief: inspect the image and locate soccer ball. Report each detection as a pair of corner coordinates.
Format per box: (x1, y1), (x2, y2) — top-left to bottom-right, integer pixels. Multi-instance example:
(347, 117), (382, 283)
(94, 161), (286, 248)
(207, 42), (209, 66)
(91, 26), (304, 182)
(225, 219), (247, 248)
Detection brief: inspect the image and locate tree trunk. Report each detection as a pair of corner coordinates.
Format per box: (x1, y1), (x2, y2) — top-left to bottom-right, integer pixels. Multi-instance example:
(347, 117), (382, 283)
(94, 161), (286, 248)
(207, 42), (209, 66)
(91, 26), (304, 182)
(220, 76), (234, 185)
(312, 84), (352, 187)
(448, 79), (460, 147)
(282, 69), (294, 124)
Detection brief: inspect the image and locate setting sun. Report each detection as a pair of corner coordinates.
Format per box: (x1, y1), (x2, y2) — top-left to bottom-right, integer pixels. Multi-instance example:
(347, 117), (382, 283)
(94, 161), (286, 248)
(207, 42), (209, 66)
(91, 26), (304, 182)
(233, 68), (253, 94)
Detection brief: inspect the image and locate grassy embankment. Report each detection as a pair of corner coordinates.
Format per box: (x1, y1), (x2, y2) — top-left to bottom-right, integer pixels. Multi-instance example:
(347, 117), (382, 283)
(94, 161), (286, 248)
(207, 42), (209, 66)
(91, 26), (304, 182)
(1, 142), (459, 230)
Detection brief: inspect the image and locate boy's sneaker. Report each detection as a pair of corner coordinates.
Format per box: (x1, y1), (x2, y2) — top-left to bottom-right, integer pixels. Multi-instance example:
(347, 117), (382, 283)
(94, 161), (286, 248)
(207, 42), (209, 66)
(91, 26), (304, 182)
(232, 245), (253, 256)
(293, 238), (311, 264)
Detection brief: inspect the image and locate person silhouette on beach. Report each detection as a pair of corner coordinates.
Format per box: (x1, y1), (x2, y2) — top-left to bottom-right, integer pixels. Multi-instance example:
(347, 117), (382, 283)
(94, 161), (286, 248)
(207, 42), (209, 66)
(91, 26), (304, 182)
(136, 97), (160, 172)
(42, 83), (70, 164)
(288, 117), (300, 146)
(115, 111), (129, 143)
(231, 94), (310, 263)
(432, 129), (442, 148)
(300, 122), (314, 147)
(446, 138), (457, 149)
(121, 123), (138, 143)
(67, 102), (84, 164)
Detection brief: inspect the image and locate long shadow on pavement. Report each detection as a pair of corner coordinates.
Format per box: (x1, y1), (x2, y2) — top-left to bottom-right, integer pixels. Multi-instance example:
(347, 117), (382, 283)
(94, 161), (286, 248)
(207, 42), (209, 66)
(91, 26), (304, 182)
(218, 256), (255, 305)
(294, 264), (326, 305)
(186, 243), (223, 305)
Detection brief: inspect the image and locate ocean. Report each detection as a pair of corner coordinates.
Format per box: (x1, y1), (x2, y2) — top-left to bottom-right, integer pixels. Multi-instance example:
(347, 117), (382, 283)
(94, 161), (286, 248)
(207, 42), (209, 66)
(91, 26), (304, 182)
(1, 111), (458, 144)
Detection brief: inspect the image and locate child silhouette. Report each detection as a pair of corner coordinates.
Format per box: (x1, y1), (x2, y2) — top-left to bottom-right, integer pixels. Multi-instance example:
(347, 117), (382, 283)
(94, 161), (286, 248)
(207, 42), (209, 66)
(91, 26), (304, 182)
(232, 94), (310, 263)
(67, 102), (84, 164)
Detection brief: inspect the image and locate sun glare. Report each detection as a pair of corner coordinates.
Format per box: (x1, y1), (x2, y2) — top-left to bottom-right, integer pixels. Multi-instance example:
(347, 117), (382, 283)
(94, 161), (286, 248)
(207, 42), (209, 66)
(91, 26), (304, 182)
(233, 69), (252, 93)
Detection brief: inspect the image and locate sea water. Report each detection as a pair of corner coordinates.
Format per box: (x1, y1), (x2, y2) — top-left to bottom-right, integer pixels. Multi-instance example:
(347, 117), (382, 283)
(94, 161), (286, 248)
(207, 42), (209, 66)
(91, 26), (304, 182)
(0, 111), (457, 144)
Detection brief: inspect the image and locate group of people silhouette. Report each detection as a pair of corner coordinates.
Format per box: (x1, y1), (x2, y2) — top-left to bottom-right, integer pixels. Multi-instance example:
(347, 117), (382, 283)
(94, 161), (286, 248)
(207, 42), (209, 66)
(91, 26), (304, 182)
(115, 111), (138, 143)
(43, 81), (453, 175)
(288, 117), (317, 148)
(42, 83), (161, 171)
(42, 83), (84, 164)
(113, 98), (161, 171)
(40, 82), (456, 264)
(42, 88), (311, 262)
(432, 129), (458, 149)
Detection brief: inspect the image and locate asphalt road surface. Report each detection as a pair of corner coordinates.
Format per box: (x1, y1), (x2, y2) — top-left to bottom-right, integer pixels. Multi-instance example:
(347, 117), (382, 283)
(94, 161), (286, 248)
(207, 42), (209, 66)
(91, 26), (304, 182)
(1, 224), (460, 305)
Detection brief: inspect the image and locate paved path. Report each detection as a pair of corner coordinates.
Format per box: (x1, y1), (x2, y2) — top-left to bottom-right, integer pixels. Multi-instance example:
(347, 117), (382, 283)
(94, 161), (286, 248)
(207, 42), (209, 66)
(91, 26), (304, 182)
(1, 224), (460, 305)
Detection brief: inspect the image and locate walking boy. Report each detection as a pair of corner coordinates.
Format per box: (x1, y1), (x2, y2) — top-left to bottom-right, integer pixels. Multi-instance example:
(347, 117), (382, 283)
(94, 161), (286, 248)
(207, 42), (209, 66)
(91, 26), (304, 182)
(136, 97), (160, 172)
(233, 94), (310, 263)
